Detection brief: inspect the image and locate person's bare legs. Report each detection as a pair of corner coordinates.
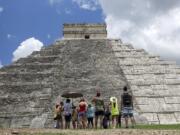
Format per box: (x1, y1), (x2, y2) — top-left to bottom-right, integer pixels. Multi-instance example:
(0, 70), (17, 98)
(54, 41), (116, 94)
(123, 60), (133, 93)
(116, 115), (119, 128)
(60, 119), (63, 129)
(112, 115), (115, 128)
(125, 117), (128, 128)
(95, 115), (98, 129)
(82, 116), (87, 129)
(99, 115), (103, 128)
(130, 116), (135, 128)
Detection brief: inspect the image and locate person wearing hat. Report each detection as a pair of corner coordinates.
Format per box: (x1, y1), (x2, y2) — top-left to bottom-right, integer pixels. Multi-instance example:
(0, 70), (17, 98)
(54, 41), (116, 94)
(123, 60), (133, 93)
(110, 96), (119, 128)
(121, 86), (135, 128)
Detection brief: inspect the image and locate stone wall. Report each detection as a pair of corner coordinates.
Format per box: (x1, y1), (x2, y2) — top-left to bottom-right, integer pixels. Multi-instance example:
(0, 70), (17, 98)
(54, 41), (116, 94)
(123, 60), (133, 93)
(63, 24), (107, 39)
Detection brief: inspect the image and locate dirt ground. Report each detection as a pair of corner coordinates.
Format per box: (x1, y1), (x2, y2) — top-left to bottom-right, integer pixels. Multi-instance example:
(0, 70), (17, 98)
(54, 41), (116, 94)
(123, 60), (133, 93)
(1, 129), (180, 135)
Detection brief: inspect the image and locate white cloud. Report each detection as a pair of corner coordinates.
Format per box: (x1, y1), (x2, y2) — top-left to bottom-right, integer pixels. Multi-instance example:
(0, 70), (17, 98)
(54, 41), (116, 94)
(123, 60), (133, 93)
(0, 61), (3, 68)
(48, 0), (62, 6)
(12, 37), (43, 62)
(0, 6), (3, 13)
(47, 34), (51, 39)
(73, 0), (100, 11)
(99, 0), (180, 64)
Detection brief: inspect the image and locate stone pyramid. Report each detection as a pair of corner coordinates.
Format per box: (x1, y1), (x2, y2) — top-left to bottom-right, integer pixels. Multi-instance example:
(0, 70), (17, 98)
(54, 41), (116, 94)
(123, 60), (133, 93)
(0, 23), (180, 128)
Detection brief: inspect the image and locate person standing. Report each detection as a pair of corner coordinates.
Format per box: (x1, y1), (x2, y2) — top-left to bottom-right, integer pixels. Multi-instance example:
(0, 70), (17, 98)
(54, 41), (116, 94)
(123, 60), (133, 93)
(121, 86), (135, 128)
(86, 104), (95, 128)
(64, 99), (72, 129)
(72, 106), (78, 129)
(110, 97), (119, 128)
(78, 98), (88, 129)
(54, 104), (61, 128)
(59, 101), (64, 129)
(92, 92), (105, 129)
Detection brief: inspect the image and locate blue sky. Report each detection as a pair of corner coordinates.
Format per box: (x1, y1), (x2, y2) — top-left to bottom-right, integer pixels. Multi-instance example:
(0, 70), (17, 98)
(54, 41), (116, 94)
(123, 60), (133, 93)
(0, 0), (103, 66)
(1, 0), (180, 67)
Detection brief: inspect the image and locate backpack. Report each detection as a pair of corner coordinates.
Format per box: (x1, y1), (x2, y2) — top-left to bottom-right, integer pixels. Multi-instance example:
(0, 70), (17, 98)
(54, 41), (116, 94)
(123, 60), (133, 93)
(102, 117), (108, 129)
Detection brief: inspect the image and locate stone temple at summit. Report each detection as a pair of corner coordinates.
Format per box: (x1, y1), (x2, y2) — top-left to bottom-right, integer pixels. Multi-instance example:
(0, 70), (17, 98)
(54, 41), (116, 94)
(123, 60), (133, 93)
(0, 23), (180, 128)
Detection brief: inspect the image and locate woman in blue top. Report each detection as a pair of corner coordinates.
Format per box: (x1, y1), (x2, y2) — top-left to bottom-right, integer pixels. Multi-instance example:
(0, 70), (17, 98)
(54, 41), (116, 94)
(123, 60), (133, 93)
(86, 104), (95, 128)
(64, 99), (72, 129)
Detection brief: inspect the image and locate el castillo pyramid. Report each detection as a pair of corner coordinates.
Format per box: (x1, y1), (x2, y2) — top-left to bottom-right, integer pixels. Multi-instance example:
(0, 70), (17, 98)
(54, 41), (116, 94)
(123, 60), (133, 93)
(0, 23), (180, 128)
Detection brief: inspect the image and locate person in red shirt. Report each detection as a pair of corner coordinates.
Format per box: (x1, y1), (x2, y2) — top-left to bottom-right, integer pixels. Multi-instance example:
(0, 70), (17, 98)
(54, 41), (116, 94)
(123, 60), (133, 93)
(78, 98), (88, 129)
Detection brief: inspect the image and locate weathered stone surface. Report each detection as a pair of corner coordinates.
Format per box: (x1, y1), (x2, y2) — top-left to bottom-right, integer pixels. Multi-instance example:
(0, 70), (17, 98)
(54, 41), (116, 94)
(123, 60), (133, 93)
(158, 113), (177, 124)
(0, 23), (180, 127)
(140, 113), (159, 124)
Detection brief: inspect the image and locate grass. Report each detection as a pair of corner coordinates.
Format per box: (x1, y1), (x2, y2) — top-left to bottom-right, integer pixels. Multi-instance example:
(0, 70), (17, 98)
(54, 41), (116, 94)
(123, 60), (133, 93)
(134, 124), (180, 130)
(2, 124), (180, 135)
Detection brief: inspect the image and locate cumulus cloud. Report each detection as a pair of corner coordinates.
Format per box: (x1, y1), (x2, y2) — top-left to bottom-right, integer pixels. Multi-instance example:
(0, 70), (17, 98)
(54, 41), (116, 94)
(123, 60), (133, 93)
(73, 0), (100, 11)
(99, 0), (180, 64)
(0, 6), (3, 13)
(12, 37), (43, 62)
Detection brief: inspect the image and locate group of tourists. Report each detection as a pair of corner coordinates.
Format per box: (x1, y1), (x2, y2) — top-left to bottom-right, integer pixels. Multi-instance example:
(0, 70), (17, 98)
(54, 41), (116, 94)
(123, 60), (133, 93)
(53, 86), (135, 129)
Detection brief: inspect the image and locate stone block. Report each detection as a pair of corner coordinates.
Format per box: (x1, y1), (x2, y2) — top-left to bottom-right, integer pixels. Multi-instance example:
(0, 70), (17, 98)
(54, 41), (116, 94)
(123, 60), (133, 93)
(140, 113), (159, 123)
(164, 97), (180, 104)
(135, 97), (149, 105)
(30, 113), (48, 128)
(10, 116), (31, 128)
(174, 112), (180, 122)
(158, 113), (177, 124)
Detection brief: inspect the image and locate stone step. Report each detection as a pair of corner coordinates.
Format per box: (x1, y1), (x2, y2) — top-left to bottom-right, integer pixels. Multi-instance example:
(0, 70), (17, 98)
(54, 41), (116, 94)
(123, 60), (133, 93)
(126, 74), (178, 81)
(121, 65), (177, 75)
(39, 50), (62, 56)
(129, 78), (180, 85)
(139, 113), (178, 124)
(118, 59), (176, 66)
(0, 63), (59, 73)
(112, 48), (146, 52)
(0, 72), (54, 82)
(138, 102), (180, 113)
(116, 54), (160, 60)
(15, 56), (59, 64)
(133, 87), (180, 97)
(0, 83), (53, 93)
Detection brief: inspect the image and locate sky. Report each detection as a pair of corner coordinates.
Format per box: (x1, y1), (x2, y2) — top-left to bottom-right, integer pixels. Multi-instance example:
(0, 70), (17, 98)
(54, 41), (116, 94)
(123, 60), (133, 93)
(0, 0), (180, 67)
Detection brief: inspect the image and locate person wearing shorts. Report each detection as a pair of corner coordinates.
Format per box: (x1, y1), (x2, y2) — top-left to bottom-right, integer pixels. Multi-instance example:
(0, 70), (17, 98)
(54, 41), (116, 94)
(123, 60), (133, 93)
(78, 98), (87, 129)
(92, 92), (105, 129)
(121, 86), (135, 128)
(110, 97), (119, 128)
